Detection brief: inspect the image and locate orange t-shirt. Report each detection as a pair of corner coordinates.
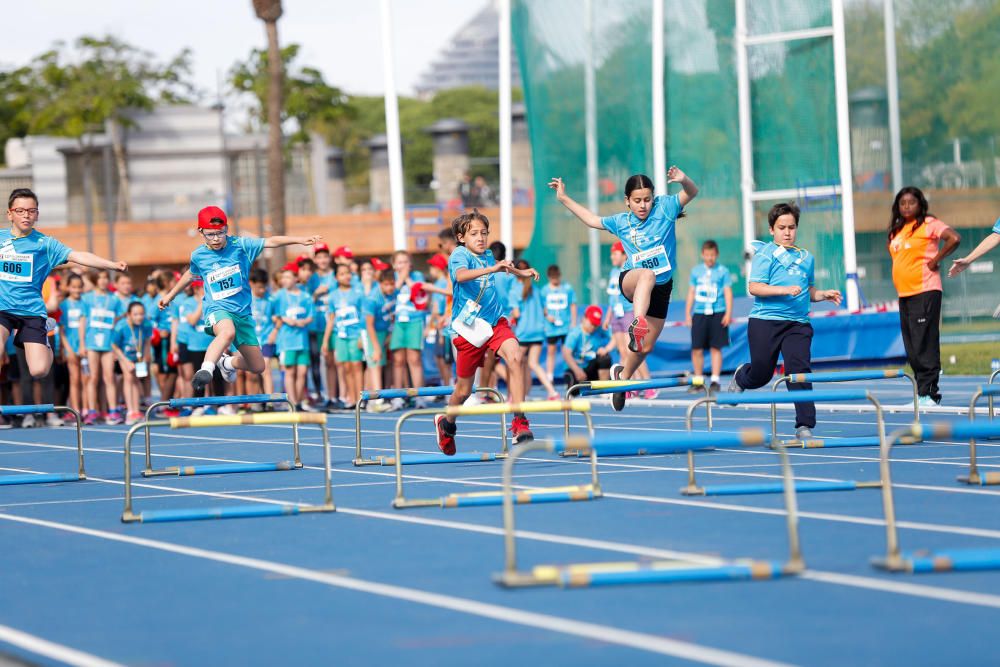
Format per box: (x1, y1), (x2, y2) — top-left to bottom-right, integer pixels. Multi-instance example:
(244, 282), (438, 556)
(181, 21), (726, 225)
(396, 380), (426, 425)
(888, 217), (949, 297)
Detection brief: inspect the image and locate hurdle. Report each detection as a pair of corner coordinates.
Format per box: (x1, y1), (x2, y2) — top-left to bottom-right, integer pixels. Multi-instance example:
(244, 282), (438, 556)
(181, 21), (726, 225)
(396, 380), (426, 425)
(354, 386), (507, 466)
(143, 393), (300, 477)
(956, 385), (1000, 485)
(771, 369), (919, 448)
(391, 400), (597, 509)
(682, 389), (889, 496)
(0, 404), (84, 486)
(990, 370), (999, 420)
(873, 420), (1000, 573)
(494, 428), (805, 588)
(562, 376), (709, 439)
(122, 412), (334, 523)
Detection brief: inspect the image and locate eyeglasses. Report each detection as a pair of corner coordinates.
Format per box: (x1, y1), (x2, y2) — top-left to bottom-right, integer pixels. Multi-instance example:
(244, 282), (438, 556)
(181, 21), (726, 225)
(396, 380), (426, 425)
(201, 230), (226, 240)
(9, 208), (39, 216)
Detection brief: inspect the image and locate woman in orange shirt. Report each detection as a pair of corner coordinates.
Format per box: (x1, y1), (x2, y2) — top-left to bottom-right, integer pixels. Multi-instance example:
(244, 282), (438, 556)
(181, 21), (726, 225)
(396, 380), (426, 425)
(887, 187), (960, 407)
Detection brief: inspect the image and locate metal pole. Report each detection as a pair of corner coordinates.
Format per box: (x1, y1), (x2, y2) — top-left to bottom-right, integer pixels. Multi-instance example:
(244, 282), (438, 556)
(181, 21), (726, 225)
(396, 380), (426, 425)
(832, 0), (861, 311)
(379, 0), (407, 251)
(498, 0), (514, 258)
(584, 0), (601, 305)
(101, 145), (116, 259)
(735, 0), (756, 288)
(651, 0), (666, 187)
(883, 0), (902, 193)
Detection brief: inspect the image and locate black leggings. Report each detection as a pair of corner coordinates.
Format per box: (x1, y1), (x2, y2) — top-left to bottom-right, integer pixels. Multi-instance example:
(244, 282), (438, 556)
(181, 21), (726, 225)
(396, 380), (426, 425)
(735, 318), (815, 429)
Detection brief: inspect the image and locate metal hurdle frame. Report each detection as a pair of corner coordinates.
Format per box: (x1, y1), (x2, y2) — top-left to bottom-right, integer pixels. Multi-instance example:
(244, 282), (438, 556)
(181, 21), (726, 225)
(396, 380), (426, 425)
(391, 400), (597, 509)
(123, 412), (334, 523)
(957, 385), (1000, 485)
(771, 369), (918, 448)
(354, 386), (508, 466)
(0, 404), (85, 486)
(562, 376), (709, 439)
(494, 428), (805, 588)
(989, 370), (999, 420)
(143, 393), (300, 477)
(683, 389), (889, 496)
(873, 421), (1000, 573)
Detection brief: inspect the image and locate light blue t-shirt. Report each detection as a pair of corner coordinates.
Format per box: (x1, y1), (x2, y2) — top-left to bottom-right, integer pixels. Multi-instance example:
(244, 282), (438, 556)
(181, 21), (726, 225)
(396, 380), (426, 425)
(748, 242), (815, 323)
(992, 217), (1000, 235)
(58, 297), (88, 354)
(394, 270), (427, 325)
(0, 229), (71, 317)
(188, 236), (266, 319)
(541, 282), (575, 337)
(564, 325), (611, 364)
(606, 267), (627, 319)
(82, 292), (123, 351)
(273, 289), (314, 352)
(448, 247), (504, 333)
(431, 277), (449, 320)
(306, 270), (337, 334)
(251, 293), (276, 343)
(179, 294), (214, 351)
(363, 288), (395, 333)
(689, 263), (731, 316)
(509, 284), (545, 343)
(141, 293), (167, 331)
(600, 193), (683, 285)
(330, 286), (364, 340)
(111, 319), (152, 362)
(494, 272), (514, 318)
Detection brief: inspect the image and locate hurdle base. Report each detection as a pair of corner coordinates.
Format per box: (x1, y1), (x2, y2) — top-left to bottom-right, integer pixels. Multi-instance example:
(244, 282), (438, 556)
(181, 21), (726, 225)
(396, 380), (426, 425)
(441, 485), (598, 508)
(957, 473), (1000, 486)
(679, 485), (706, 496)
(495, 559), (803, 588)
(493, 570), (559, 588)
(392, 497), (445, 509)
(353, 457), (383, 467)
(141, 461), (296, 477)
(122, 502), (335, 524)
(378, 452), (500, 466)
(0, 472), (84, 486)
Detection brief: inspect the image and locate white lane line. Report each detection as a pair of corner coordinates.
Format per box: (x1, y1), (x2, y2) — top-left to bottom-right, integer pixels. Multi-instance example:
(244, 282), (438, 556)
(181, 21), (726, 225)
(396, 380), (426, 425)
(0, 623), (123, 667)
(0, 512), (794, 667)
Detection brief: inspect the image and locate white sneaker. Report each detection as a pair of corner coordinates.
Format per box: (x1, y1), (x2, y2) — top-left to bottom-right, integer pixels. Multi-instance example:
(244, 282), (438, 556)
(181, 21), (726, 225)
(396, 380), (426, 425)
(795, 426), (813, 441)
(218, 404), (236, 415)
(21, 414), (37, 428)
(191, 407), (206, 417)
(366, 398), (390, 413)
(414, 397), (433, 409)
(45, 413), (62, 428)
(917, 395), (940, 409)
(463, 393), (484, 407)
(218, 354), (238, 383)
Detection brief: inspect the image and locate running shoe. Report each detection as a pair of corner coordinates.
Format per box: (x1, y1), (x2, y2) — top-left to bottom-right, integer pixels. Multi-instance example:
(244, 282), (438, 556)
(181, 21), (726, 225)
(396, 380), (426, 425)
(642, 389), (659, 400)
(125, 411), (143, 426)
(83, 410), (99, 426)
(726, 364), (747, 394)
(0, 417), (11, 430)
(45, 413), (62, 428)
(627, 315), (649, 353)
(917, 395), (940, 409)
(463, 393), (483, 407)
(610, 364), (626, 412)
(105, 410), (124, 426)
(795, 426), (813, 441)
(709, 381), (721, 395)
(218, 405), (236, 415)
(21, 414), (37, 428)
(435, 414), (456, 455)
(218, 354), (237, 383)
(192, 368), (213, 395)
(546, 392), (561, 401)
(366, 399), (391, 413)
(510, 415), (534, 444)
(686, 384), (703, 394)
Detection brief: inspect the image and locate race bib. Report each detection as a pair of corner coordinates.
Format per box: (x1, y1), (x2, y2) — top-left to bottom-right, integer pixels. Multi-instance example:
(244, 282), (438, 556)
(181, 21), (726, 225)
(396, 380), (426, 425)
(456, 300), (482, 326)
(336, 305), (359, 337)
(545, 293), (568, 312)
(207, 265), (242, 300)
(613, 302), (625, 318)
(67, 308), (82, 328)
(606, 282), (620, 296)
(695, 283), (719, 304)
(0, 251), (33, 283)
(632, 246), (670, 275)
(285, 306), (305, 319)
(90, 308), (115, 329)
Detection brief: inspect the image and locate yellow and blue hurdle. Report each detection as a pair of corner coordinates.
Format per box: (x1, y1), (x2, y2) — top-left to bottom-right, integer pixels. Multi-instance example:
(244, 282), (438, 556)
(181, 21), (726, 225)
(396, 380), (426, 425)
(873, 420), (1000, 573)
(494, 427), (805, 588)
(683, 389), (891, 496)
(391, 400), (596, 509)
(958, 385), (1000, 485)
(122, 412), (334, 523)
(0, 404), (84, 486)
(143, 393), (300, 477)
(354, 386), (507, 466)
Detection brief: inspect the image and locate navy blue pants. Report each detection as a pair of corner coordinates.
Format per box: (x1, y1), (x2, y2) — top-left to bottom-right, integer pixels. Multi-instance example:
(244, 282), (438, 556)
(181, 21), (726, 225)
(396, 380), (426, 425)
(735, 318), (816, 429)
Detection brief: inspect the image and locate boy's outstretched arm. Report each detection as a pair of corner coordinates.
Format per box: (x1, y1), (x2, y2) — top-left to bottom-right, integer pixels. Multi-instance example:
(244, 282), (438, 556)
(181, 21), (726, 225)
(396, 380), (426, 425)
(264, 235), (323, 249)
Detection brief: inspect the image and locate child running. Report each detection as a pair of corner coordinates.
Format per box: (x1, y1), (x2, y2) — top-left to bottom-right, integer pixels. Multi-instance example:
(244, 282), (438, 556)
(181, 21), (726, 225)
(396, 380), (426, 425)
(158, 206), (320, 395)
(437, 210), (539, 454)
(727, 202), (842, 440)
(549, 168), (699, 410)
(605, 241), (654, 396)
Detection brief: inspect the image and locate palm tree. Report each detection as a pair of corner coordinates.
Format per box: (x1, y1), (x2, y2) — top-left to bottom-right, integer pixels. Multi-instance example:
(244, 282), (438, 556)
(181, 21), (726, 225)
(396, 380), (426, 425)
(252, 0), (287, 270)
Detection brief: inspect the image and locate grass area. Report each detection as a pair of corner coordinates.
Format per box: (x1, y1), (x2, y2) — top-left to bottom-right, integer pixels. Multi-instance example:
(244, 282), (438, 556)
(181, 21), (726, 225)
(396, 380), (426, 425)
(941, 341), (1000, 375)
(942, 319), (1000, 334)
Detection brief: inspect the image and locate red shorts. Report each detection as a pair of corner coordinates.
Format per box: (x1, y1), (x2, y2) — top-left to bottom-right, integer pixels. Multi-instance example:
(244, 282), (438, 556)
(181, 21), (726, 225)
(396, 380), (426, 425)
(453, 317), (516, 379)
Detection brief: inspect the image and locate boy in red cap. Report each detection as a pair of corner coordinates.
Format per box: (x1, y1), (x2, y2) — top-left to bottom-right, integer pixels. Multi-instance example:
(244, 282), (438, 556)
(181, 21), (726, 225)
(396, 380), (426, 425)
(159, 205), (321, 394)
(562, 305), (615, 386)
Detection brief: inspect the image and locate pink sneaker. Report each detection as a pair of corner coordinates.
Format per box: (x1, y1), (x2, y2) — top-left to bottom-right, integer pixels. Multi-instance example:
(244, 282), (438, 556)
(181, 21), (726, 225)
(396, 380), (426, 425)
(642, 389), (658, 400)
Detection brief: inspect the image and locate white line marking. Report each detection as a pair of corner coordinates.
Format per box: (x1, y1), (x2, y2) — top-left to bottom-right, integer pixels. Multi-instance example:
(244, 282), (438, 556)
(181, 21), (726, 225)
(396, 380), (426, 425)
(0, 623), (123, 667)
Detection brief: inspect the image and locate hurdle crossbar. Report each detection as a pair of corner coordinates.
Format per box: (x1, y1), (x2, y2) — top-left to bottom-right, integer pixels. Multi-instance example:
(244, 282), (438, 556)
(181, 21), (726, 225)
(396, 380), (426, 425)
(122, 412), (333, 523)
(873, 421), (1000, 573)
(959, 385), (1000, 485)
(0, 404), (85, 487)
(494, 427), (805, 588)
(563, 376), (709, 438)
(354, 386), (507, 465)
(143, 393), (299, 477)
(682, 389), (888, 496)
(772, 369), (918, 444)
(392, 400), (597, 509)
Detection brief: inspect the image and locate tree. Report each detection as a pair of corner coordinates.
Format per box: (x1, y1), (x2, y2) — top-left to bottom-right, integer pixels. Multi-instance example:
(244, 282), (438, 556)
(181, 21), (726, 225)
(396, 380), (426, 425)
(252, 0), (287, 271)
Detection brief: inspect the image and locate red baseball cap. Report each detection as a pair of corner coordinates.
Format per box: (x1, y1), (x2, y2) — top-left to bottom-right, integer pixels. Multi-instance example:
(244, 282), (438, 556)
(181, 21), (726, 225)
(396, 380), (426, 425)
(410, 282), (429, 310)
(371, 257), (390, 271)
(427, 253), (449, 271)
(282, 262), (300, 273)
(197, 206), (228, 230)
(611, 240), (624, 254)
(333, 246), (353, 259)
(313, 242), (330, 254)
(584, 305), (603, 326)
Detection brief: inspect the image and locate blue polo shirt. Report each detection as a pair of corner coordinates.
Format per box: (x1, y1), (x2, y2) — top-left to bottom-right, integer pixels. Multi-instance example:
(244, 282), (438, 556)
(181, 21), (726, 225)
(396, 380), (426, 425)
(273, 289), (313, 352)
(748, 243), (814, 323)
(600, 193), (683, 284)
(82, 291), (123, 351)
(306, 270), (337, 334)
(689, 263), (731, 316)
(992, 217), (1000, 234)
(251, 293), (276, 343)
(564, 325), (611, 364)
(112, 319), (152, 362)
(448, 247), (503, 332)
(0, 229), (72, 317)
(58, 297), (88, 353)
(363, 288), (394, 333)
(540, 282), (575, 337)
(188, 236), (265, 319)
(330, 286), (364, 340)
(509, 284), (545, 343)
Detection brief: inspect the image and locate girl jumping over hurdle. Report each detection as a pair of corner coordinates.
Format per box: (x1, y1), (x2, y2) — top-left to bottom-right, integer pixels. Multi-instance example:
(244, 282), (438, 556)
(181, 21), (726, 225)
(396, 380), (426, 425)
(549, 168), (699, 410)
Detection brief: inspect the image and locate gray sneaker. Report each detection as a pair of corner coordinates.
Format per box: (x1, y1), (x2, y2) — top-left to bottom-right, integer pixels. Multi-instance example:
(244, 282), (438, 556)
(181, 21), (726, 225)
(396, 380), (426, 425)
(726, 364), (747, 393)
(795, 426), (813, 441)
(610, 364), (626, 412)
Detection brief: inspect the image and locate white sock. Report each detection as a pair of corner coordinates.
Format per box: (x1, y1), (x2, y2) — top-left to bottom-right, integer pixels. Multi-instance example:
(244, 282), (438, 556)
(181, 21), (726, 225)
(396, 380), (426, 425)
(221, 356), (235, 371)
(200, 360), (215, 373)
(711, 375), (720, 383)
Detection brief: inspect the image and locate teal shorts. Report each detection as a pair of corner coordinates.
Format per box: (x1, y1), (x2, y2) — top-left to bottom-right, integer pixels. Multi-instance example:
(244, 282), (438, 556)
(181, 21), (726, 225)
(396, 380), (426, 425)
(280, 349), (310, 367)
(390, 320), (424, 351)
(365, 330), (388, 366)
(334, 335), (363, 363)
(205, 311), (259, 348)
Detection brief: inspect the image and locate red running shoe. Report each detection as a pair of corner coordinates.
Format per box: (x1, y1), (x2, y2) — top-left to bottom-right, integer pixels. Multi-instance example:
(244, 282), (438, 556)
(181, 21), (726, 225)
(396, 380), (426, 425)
(510, 415), (534, 444)
(627, 315), (649, 353)
(435, 414), (456, 456)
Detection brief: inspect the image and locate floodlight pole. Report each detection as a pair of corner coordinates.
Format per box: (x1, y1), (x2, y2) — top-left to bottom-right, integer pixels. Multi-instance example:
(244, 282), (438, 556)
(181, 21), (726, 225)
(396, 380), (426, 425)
(883, 0), (903, 193)
(498, 0), (514, 258)
(584, 0), (601, 304)
(651, 0), (666, 188)
(379, 0), (407, 251)
(832, 0), (861, 311)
